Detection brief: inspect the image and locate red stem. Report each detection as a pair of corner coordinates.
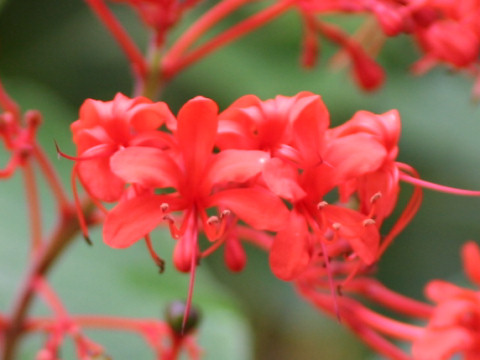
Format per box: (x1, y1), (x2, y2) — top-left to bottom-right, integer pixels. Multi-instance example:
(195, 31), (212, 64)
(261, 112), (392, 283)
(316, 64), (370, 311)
(1, 201), (95, 360)
(33, 145), (72, 214)
(163, 0), (252, 69)
(22, 161), (42, 255)
(0, 79), (20, 123)
(162, 0), (296, 79)
(346, 278), (433, 318)
(84, 0), (148, 78)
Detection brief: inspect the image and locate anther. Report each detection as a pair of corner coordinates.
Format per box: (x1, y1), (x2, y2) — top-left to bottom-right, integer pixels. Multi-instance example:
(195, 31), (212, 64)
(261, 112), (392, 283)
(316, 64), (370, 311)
(220, 209), (231, 218)
(332, 222), (341, 231)
(160, 203), (169, 213)
(362, 218), (376, 226)
(83, 235), (93, 246)
(317, 201), (328, 210)
(206, 216), (219, 226)
(370, 192), (382, 204)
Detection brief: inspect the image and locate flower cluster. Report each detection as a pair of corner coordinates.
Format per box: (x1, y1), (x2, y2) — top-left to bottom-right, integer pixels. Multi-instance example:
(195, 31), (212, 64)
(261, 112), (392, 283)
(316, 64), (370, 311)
(413, 241), (480, 359)
(301, 0), (480, 91)
(68, 91), (427, 322)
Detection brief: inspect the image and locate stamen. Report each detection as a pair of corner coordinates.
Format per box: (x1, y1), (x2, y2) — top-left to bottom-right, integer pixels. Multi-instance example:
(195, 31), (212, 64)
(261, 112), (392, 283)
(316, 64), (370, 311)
(220, 209), (231, 218)
(400, 170), (480, 197)
(160, 202), (169, 213)
(332, 222), (341, 231)
(201, 209), (231, 242)
(144, 235), (165, 273)
(370, 192), (382, 203)
(206, 216), (219, 226)
(163, 215), (182, 239)
(363, 219), (376, 226)
(55, 141), (115, 162)
(71, 165), (91, 245)
(317, 201), (328, 210)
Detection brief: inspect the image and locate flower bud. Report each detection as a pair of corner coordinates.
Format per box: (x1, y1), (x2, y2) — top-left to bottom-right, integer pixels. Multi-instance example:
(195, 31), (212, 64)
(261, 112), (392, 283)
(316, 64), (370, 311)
(165, 300), (201, 336)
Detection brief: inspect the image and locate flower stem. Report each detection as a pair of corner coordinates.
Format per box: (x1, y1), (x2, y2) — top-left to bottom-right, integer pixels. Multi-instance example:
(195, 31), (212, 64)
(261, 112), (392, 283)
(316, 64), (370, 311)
(162, 0), (295, 79)
(84, 0), (148, 78)
(1, 201), (95, 360)
(22, 161), (42, 255)
(162, 0), (252, 70)
(33, 144), (72, 216)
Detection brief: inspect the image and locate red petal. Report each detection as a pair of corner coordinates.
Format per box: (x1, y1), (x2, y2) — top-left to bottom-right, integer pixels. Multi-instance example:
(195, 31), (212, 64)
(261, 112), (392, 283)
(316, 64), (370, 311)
(110, 146), (180, 189)
(203, 149), (269, 190)
(129, 101), (175, 131)
(177, 97), (218, 181)
(291, 93), (329, 167)
(324, 205), (379, 264)
(208, 188), (289, 231)
(269, 211), (311, 280)
(77, 157), (124, 202)
(262, 158), (306, 202)
(103, 194), (182, 248)
(324, 133), (387, 182)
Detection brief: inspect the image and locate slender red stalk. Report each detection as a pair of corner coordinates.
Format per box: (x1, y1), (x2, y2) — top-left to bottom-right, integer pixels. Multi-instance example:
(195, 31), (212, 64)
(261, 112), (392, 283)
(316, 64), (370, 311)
(33, 277), (69, 319)
(350, 302), (424, 340)
(379, 164), (423, 256)
(22, 161), (42, 255)
(84, 0), (148, 78)
(145, 234), (165, 272)
(0, 78), (20, 122)
(182, 211), (199, 333)
(162, 0), (252, 69)
(346, 278), (433, 318)
(33, 145), (72, 213)
(1, 201), (94, 360)
(162, 0), (296, 79)
(399, 171), (480, 196)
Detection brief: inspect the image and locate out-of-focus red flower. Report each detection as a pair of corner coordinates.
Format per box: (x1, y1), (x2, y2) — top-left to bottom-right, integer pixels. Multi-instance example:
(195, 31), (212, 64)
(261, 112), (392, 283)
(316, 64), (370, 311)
(111, 0), (201, 41)
(413, 241), (480, 360)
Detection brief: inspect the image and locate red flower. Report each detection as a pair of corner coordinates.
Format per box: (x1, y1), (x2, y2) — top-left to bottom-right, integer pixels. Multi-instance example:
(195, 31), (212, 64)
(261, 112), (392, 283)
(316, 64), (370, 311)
(330, 109), (402, 225)
(413, 241), (480, 360)
(110, 0), (201, 40)
(70, 93), (175, 202)
(103, 96), (289, 261)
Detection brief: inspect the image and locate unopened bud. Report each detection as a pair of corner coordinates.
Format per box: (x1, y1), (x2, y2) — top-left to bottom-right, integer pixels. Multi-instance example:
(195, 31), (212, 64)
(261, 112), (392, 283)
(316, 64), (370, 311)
(165, 301), (201, 336)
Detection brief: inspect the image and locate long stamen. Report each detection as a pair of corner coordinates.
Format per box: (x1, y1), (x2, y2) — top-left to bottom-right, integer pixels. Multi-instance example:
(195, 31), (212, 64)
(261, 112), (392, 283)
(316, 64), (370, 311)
(399, 170), (480, 196)
(379, 163), (423, 256)
(144, 234), (165, 273)
(71, 165), (92, 245)
(163, 0), (295, 79)
(55, 141), (115, 162)
(182, 212), (199, 334)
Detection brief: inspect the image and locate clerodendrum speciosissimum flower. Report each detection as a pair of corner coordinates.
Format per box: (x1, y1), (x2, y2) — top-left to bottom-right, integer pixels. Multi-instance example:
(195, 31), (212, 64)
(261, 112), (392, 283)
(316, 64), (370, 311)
(68, 91), (480, 334)
(413, 241), (480, 360)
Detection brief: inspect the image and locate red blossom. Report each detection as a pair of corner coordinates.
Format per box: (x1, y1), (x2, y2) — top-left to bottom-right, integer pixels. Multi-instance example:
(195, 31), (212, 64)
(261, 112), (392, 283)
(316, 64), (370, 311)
(103, 96), (289, 261)
(70, 93), (175, 202)
(413, 241), (480, 360)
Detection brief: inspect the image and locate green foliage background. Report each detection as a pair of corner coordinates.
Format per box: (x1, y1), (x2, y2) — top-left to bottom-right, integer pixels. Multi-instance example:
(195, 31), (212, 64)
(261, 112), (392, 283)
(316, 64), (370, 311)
(1, 0), (480, 359)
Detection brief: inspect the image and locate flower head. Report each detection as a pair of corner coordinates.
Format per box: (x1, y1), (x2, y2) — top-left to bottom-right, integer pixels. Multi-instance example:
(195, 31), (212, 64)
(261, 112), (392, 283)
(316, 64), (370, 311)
(413, 241), (480, 360)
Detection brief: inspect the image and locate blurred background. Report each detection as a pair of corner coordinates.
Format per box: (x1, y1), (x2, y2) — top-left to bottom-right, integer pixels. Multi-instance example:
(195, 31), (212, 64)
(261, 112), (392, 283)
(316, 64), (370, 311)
(1, 0), (480, 359)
